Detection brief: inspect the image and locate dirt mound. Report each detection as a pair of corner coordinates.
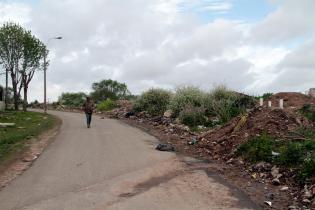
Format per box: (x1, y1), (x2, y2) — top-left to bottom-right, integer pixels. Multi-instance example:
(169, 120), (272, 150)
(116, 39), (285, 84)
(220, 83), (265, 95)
(106, 100), (133, 118)
(197, 107), (314, 160)
(269, 92), (315, 110)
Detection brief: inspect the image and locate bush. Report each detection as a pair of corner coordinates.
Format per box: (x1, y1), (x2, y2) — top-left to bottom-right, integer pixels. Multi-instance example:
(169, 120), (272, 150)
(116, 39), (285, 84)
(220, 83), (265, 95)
(179, 105), (207, 127)
(278, 142), (304, 165)
(233, 94), (257, 109)
(133, 88), (172, 116)
(236, 133), (274, 162)
(299, 159), (315, 181)
(262, 93), (273, 100)
(205, 86), (257, 123)
(97, 99), (116, 111)
(205, 86), (251, 123)
(169, 86), (206, 117)
(300, 104), (315, 122)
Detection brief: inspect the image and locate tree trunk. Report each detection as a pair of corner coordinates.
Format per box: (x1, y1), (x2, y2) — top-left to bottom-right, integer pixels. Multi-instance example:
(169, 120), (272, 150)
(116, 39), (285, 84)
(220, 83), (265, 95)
(13, 88), (18, 110)
(5, 69), (8, 109)
(11, 71), (19, 111)
(23, 84), (28, 111)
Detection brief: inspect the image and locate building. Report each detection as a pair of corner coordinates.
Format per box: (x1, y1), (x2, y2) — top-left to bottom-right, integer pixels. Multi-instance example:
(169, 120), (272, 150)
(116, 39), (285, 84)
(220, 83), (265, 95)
(309, 88), (315, 98)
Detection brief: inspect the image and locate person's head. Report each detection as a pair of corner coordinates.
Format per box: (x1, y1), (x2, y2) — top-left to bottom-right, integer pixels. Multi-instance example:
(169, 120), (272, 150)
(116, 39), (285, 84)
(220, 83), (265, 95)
(86, 96), (91, 102)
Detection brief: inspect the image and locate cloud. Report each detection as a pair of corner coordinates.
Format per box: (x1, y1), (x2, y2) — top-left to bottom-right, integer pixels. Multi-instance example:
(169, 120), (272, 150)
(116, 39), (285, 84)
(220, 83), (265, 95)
(0, 0), (314, 101)
(178, 0), (233, 14)
(0, 2), (31, 25)
(200, 2), (233, 13)
(266, 38), (315, 92)
(251, 0), (315, 44)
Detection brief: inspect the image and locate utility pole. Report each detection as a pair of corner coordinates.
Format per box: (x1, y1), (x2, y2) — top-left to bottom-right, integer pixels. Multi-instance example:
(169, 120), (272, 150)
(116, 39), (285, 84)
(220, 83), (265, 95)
(43, 37), (62, 113)
(43, 50), (47, 113)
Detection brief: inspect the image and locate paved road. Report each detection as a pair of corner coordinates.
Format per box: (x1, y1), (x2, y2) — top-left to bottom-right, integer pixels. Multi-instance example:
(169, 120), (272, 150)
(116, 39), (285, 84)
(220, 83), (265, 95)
(0, 111), (259, 210)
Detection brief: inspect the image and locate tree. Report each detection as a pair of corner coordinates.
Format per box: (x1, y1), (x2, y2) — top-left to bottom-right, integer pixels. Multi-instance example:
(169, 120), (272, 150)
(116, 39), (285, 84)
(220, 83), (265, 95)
(90, 79), (130, 102)
(21, 31), (46, 111)
(0, 22), (46, 111)
(0, 22), (24, 110)
(58, 92), (86, 109)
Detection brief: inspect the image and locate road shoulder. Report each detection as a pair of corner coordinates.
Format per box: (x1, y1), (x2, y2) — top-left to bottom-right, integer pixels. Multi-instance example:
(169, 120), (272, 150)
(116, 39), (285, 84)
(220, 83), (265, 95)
(0, 113), (62, 189)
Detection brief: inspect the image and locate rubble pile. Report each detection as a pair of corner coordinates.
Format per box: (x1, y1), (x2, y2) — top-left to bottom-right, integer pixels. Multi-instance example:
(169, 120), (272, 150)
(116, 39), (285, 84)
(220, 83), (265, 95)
(269, 92), (315, 110)
(106, 100), (133, 118)
(197, 106), (314, 161)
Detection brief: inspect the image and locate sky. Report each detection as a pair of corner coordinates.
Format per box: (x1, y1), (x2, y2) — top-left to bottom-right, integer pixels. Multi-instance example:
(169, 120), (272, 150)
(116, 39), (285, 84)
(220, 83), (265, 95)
(0, 0), (314, 102)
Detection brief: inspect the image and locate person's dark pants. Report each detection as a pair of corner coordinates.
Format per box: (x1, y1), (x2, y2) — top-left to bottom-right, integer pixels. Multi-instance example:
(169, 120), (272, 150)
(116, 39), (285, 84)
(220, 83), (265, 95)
(85, 113), (92, 127)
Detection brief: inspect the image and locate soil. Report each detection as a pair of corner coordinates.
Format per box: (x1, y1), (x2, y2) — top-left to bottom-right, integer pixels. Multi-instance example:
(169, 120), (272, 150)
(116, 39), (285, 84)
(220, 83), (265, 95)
(269, 92), (315, 110)
(197, 106), (314, 161)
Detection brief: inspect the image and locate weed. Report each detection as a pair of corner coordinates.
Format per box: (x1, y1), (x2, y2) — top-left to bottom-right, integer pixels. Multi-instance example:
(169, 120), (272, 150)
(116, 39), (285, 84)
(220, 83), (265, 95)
(133, 88), (172, 116)
(236, 133), (274, 162)
(169, 86), (206, 118)
(97, 99), (116, 111)
(179, 105), (207, 127)
(299, 159), (315, 181)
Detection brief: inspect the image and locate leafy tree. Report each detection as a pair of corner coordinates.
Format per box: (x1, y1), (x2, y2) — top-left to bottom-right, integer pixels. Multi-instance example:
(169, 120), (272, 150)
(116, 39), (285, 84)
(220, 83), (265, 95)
(58, 92), (86, 108)
(21, 31), (46, 111)
(0, 22), (46, 111)
(0, 22), (24, 110)
(90, 79), (130, 102)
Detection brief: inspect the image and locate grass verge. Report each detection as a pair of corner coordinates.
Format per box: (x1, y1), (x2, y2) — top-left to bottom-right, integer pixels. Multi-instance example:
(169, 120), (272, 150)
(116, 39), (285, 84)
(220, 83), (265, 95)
(0, 111), (58, 164)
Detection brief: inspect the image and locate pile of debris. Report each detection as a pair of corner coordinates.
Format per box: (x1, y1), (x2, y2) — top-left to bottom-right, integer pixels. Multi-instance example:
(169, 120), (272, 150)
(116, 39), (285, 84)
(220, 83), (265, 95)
(197, 106), (314, 161)
(106, 100), (133, 119)
(269, 92), (315, 110)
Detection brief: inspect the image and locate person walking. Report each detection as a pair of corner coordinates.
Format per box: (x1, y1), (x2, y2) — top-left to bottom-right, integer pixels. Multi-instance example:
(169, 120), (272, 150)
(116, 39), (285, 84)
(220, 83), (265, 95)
(82, 96), (95, 128)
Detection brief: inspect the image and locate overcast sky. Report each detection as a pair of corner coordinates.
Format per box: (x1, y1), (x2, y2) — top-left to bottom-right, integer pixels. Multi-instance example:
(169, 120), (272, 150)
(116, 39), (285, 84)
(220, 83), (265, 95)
(0, 0), (314, 101)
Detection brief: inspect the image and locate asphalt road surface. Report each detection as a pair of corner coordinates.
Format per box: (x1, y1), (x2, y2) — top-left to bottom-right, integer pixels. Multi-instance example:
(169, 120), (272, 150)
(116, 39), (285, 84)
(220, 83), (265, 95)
(0, 111), (259, 210)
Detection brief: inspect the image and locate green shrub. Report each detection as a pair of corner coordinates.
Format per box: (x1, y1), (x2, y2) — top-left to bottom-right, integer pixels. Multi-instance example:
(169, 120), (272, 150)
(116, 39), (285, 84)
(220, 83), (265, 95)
(299, 159), (315, 181)
(169, 86), (206, 117)
(205, 86), (251, 123)
(133, 88), (172, 116)
(262, 93), (273, 100)
(179, 105), (207, 127)
(210, 85), (236, 101)
(97, 99), (116, 111)
(233, 94), (257, 109)
(236, 133), (274, 162)
(278, 142), (304, 165)
(300, 104), (315, 122)
(295, 127), (315, 139)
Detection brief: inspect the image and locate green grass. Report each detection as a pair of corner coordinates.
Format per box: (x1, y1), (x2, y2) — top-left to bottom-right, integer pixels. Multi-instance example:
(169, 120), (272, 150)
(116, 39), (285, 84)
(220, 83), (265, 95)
(0, 111), (57, 163)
